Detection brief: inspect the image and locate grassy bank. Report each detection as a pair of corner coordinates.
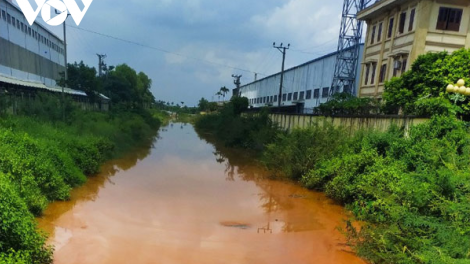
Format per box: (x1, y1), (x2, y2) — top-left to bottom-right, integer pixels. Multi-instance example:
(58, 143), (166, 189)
(0, 102), (163, 263)
(195, 102), (470, 263)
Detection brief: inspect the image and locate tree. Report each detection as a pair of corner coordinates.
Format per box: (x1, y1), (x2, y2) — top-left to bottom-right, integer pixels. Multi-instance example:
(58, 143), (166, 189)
(219, 86), (230, 101)
(383, 49), (470, 116)
(198, 97), (210, 112)
(101, 64), (156, 109)
(63, 61), (100, 100)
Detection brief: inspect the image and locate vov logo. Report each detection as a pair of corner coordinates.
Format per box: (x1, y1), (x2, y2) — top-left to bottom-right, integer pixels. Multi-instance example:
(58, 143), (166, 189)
(16, 0), (93, 26)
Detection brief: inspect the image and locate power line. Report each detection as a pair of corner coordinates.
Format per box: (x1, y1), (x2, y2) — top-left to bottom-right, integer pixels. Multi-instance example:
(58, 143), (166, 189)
(66, 25), (266, 76)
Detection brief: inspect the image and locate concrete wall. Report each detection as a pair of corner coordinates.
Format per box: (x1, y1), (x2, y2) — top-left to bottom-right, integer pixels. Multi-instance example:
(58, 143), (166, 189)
(269, 113), (429, 135)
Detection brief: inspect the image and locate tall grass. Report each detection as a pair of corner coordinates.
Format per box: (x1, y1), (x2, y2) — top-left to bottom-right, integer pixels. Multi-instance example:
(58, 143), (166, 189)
(0, 94), (163, 263)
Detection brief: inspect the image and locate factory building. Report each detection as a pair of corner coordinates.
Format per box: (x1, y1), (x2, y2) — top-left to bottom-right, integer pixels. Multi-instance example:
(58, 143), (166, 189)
(0, 0), (109, 110)
(0, 0), (65, 86)
(358, 0), (470, 98)
(239, 45), (364, 113)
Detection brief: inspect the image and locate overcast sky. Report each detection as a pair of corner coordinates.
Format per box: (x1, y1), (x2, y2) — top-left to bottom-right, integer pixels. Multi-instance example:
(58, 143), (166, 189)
(17, 0), (346, 106)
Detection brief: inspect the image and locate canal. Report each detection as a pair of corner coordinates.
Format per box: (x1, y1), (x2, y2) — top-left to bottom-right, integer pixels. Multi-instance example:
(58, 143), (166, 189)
(38, 123), (366, 264)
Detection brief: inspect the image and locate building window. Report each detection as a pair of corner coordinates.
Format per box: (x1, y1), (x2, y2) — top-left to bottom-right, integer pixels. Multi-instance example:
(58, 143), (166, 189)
(371, 63), (377, 84)
(306, 90), (312, 99)
(270, 96), (273, 102)
(299, 91), (305, 100)
(314, 89), (320, 99)
(398, 11), (406, 34)
(408, 8), (415, 31)
(16, 19), (20, 29)
(12, 16), (15, 26)
(282, 94), (287, 101)
(393, 56), (408, 77)
(436, 7), (463, 32)
(393, 59), (400, 77)
(293, 92), (298, 100)
(364, 64), (370, 85)
(7, 14), (11, 24)
(379, 64), (387, 83)
(402, 57), (407, 72)
(1, 10), (6, 21)
(377, 22), (383, 42)
(322, 88), (329, 98)
(274, 95), (278, 102)
(20, 22), (24, 32)
(28, 27), (31, 36)
(288, 93), (292, 101)
(387, 17), (394, 38)
(370, 25), (376, 44)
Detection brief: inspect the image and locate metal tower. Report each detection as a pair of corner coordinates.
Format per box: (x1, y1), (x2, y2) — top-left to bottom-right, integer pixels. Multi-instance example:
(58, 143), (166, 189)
(330, 0), (374, 97)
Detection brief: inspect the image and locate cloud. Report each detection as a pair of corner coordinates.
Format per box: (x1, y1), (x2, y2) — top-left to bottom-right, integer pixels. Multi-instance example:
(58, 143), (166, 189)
(251, 0), (342, 52)
(10, 0), (346, 106)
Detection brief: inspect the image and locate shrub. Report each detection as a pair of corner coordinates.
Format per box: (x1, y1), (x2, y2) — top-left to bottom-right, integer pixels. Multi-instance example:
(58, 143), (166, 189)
(383, 49), (470, 116)
(302, 116), (470, 263)
(0, 173), (52, 264)
(263, 123), (347, 180)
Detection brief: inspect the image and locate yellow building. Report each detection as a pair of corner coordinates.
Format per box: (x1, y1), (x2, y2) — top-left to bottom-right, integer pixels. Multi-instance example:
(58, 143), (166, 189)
(357, 0), (470, 98)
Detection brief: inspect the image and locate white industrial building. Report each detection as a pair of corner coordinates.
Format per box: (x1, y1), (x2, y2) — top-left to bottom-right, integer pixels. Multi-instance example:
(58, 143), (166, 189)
(239, 45), (364, 113)
(0, 0), (66, 86)
(0, 0), (109, 110)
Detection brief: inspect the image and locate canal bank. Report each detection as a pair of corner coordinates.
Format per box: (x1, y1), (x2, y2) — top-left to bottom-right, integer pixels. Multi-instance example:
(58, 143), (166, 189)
(38, 123), (366, 264)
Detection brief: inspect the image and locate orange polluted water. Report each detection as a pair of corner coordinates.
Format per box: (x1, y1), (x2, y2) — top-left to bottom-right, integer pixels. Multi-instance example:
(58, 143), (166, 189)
(37, 123), (366, 264)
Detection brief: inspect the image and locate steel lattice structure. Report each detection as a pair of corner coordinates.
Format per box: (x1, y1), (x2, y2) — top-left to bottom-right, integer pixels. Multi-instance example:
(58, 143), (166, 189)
(330, 0), (374, 97)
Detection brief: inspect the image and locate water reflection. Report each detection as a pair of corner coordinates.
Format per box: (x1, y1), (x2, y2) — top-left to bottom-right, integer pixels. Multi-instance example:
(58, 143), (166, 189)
(37, 133), (158, 237)
(39, 123), (365, 264)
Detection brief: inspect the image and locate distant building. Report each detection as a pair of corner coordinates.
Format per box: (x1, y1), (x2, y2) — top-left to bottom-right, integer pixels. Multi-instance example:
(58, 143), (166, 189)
(358, 0), (470, 98)
(238, 45), (364, 113)
(0, 0), (65, 86)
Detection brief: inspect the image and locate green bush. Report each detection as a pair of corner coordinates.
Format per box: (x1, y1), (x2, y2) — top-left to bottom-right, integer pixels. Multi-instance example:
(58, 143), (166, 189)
(301, 116), (470, 263)
(195, 98), (277, 151)
(0, 104), (163, 263)
(383, 49), (470, 116)
(0, 173), (52, 264)
(316, 92), (378, 115)
(263, 123), (347, 180)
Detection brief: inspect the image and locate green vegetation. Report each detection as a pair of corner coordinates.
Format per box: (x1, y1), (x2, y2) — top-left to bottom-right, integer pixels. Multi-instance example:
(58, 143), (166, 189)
(196, 96), (470, 263)
(302, 116), (470, 263)
(0, 62), (164, 263)
(317, 92), (379, 115)
(383, 48), (470, 117)
(197, 97), (218, 112)
(195, 96), (277, 151)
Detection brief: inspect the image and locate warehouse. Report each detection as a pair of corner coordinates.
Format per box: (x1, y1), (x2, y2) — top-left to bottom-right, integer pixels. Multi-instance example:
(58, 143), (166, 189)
(0, 0), (66, 86)
(239, 45), (364, 113)
(0, 0), (109, 110)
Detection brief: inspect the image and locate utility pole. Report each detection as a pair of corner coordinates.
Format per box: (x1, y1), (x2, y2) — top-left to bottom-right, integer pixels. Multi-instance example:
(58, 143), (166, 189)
(56, 10), (70, 122)
(232, 74), (242, 97)
(97, 54), (107, 77)
(273, 42), (289, 112)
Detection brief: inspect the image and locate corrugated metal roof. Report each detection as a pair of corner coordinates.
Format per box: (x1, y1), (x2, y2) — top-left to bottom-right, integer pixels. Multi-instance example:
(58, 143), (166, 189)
(0, 74), (84, 96)
(0, 74), (110, 101)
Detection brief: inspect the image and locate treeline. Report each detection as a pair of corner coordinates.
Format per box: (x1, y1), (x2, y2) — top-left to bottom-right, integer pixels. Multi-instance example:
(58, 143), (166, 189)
(195, 100), (470, 262)
(0, 62), (165, 263)
(60, 61), (155, 109)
